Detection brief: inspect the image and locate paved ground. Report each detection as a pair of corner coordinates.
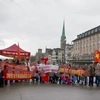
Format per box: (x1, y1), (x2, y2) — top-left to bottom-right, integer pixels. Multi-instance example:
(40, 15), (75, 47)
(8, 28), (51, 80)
(0, 82), (100, 100)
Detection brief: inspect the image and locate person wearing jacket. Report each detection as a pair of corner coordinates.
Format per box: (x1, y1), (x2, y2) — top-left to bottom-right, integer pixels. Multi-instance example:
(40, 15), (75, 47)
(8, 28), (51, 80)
(0, 68), (4, 87)
(88, 64), (95, 86)
(83, 64), (88, 85)
(95, 63), (100, 86)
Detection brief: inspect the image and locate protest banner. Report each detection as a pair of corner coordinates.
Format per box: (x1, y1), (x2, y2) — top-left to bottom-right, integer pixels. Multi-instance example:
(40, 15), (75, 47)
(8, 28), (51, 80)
(59, 67), (87, 76)
(4, 70), (32, 80)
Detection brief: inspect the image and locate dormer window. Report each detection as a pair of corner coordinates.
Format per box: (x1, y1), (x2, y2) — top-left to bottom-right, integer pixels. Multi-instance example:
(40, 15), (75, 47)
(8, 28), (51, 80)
(94, 28), (98, 32)
(91, 30), (94, 34)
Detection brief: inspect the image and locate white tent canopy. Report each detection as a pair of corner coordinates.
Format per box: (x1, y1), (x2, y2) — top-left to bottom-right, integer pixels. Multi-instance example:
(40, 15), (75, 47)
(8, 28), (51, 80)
(0, 55), (13, 60)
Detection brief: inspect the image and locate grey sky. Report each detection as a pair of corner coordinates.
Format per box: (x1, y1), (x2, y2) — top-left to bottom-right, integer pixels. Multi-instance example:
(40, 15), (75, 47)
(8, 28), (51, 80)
(0, 0), (100, 55)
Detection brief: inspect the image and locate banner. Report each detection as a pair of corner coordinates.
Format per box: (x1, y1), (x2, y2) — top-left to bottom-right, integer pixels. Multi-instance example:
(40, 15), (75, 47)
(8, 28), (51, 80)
(0, 61), (28, 71)
(37, 64), (59, 73)
(4, 70), (32, 80)
(59, 67), (87, 76)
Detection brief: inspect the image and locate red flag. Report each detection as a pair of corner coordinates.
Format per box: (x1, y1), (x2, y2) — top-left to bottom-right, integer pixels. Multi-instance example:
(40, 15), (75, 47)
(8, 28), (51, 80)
(17, 43), (20, 60)
(41, 58), (48, 64)
(41, 73), (49, 82)
(94, 50), (100, 62)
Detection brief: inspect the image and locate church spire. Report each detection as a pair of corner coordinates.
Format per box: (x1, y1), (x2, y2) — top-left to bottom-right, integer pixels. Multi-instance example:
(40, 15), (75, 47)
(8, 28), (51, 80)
(61, 20), (66, 40)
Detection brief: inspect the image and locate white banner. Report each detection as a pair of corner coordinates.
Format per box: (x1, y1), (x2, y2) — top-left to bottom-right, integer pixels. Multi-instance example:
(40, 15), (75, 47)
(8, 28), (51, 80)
(37, 64), (59, 73)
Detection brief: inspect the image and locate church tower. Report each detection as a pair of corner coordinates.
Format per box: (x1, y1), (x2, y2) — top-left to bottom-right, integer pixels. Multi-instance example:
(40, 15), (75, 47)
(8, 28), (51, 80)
(60, 21), (66, 49)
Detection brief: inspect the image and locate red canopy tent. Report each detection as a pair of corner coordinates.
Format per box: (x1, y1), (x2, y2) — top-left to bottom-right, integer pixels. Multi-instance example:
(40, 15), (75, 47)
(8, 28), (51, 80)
(0, 44), (30, 58)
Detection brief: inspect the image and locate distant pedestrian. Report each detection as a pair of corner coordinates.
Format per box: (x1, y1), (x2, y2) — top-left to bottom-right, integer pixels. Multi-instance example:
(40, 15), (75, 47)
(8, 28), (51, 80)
(88, 64), (95, 86)
(83, 64), (88, 85)
(95, 63), (100, 86)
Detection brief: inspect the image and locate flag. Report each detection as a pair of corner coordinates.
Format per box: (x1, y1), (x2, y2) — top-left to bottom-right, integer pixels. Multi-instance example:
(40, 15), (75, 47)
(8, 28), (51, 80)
(94, 50), (100, 62)
(41, 58), (48, 65)
(17, 43), (20, 60)
(41, 73), (49, 82)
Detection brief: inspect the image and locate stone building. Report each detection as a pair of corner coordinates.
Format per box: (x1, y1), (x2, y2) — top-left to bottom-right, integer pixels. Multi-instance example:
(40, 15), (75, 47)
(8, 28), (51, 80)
(65, 43), (73, 62)
(35, 49), (45, 61)
(45, 48), (52, 63)
(70, 25), (100, 63)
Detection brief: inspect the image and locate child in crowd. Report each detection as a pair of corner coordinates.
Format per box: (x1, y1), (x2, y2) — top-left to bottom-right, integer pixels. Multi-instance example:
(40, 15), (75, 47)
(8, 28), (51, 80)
(71, 75), (77, 85)
(61, 73), (66, 84)
(79, 75), (85, 85)
(66, 75), (71, 85)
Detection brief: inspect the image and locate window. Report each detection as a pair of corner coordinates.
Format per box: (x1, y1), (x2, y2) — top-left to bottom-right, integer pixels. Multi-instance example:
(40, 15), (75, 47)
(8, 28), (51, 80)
(98, 41), (100, 45)
(77, 35), (79, 38)
(83, 33), (85, 37)
(91, 30), (94, 34)
(94, 36), (95, 41)
(98, 26), (100, 31)
(90, 37), (91, 41)
(91, 42), (92, 46)
(87, 38), (88, 42)
(85, 32), (88, 36)
(80, 34), (82, 38)
(90, 47), (91, 52)
(82, 33), (84, 37)
(95, 28), (98, 32)
(87, 48), (88, 53)
(88, 31), (90, 35)
(99, 34), (100, 38)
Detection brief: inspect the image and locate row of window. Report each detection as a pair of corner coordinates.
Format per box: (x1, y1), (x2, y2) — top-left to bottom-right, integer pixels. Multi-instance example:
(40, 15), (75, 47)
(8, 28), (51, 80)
(77, 26), (100, 39)
(74, 41), (100, 50)
(75, 34), (100, 46)
(73, 55), (94, 60)
(73, 46), (100, 55)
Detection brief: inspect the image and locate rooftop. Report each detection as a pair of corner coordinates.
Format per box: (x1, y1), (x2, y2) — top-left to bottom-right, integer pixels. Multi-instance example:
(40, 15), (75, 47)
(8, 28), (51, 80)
(73, 25), (100, 42)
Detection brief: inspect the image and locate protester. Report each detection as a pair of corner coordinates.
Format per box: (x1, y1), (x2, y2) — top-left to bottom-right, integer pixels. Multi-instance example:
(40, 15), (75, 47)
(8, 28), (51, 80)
(61, 73), (66, 84)
(3, 65), (8, 86)
(66, 75), (71, 85)
(0, 68), (4, 87)
(95, 63), (100, 86)
(1, 61), (99, 87)
(83, 64), (88, 85)
(88, 64), (95, 86)
(33, 67), (39, 83)
(79, 75), (85, 85)
(71, 75), (77, 85)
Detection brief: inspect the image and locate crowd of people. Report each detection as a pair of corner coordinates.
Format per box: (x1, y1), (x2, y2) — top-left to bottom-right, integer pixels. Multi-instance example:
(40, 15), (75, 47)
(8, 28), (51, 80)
(31, 63), (100, 87)
(0, 60), (100, 88)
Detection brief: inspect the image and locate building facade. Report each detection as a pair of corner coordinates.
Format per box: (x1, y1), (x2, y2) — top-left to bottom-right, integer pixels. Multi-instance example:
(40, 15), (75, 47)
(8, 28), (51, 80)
(65, 44), (73, 63)
(45, 48), (63, 64)
(35, 49), (45, 61)
(45, 48), (52, 63)
(72, 25), (100, 61)
(35, 21), (73, 64)
(51, 48), (63, 63)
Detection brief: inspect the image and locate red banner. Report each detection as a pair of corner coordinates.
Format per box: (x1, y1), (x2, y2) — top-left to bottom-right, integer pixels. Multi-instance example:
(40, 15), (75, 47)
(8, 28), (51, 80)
(59, 67), (87, 76)
(4, 70), (32, 80)
(0, 61), (28, 71)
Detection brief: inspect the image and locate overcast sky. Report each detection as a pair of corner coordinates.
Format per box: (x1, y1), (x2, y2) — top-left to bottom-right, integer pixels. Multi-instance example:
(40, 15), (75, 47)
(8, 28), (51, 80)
(0, 0), (100, 55)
